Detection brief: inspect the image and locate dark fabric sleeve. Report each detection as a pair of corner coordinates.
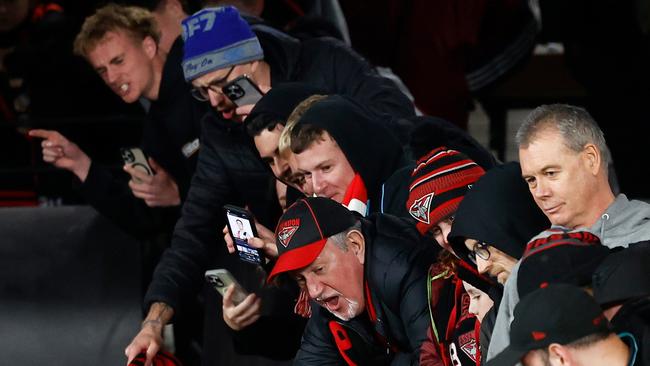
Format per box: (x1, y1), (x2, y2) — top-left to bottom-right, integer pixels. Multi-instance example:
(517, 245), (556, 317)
(294, 311), (346, 366)
(143, 117), (276, 313)
(79, 162), (178, 240)
(230, 314), (308, 360)
(386, 241), (439, 365)
(143, 122), (237, 312)
(480, 307), (498, 366)
(312, 38), (415, 120)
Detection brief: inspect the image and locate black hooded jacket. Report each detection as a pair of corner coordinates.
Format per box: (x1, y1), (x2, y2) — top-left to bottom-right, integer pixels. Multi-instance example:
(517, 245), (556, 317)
(295, 214), (438, 365)
(253, 24), (415, 120)
(448, 162), (550, 263)
(296, 95), (408, 213)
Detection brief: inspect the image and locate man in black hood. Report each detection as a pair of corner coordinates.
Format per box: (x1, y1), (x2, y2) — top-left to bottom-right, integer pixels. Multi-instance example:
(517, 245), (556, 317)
(448, 162), (550, 285)
(290, 95), (407, 215)
(446, 162), (550, 364)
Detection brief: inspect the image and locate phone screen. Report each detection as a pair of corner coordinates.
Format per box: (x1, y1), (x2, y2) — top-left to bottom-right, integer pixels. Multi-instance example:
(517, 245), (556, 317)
(225, 206), (262, 265)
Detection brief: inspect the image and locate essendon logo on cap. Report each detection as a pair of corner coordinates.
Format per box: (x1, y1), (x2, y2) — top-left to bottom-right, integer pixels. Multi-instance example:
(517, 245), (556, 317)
(531, 331), (546, 341)
(277, 218), (300, 247)
(409, 193), (434, 224)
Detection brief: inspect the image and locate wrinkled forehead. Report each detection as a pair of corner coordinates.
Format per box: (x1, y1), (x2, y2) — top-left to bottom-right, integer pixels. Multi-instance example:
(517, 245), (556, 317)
(519, 131), (577, 169)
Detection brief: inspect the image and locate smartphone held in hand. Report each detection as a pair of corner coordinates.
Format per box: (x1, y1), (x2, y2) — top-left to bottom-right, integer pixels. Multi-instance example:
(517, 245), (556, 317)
(224, 204), (263, 265)
(205, 269), (248, 305)
(120, 147), (153, 182)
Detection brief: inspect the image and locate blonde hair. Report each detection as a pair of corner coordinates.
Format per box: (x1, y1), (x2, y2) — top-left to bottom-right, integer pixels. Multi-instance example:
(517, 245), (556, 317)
(279, 94), (327, 157)
(73, 4), (160, 57)
(287, 94), (330, 154)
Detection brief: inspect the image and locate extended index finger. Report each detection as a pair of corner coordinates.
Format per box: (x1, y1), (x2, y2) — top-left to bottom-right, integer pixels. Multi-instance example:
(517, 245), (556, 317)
(28, 129), (58, 140)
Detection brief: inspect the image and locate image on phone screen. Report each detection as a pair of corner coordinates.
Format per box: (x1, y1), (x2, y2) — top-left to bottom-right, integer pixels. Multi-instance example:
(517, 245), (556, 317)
(225, 207), (262, 265)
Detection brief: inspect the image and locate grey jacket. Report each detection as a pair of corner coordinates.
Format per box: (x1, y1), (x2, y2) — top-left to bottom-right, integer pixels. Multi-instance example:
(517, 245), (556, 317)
(487, 194), (650, 362)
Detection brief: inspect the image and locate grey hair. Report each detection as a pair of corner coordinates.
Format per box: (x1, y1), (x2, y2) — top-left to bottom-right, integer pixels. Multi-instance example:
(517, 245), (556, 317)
(515, 104), (611, 169)
(328, 221), (362, 251)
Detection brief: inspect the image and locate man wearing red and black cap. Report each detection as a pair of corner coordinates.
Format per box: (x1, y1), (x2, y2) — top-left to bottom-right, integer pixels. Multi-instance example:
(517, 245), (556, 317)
(268, 197), (438, 365)
(488, 284), (639, 366)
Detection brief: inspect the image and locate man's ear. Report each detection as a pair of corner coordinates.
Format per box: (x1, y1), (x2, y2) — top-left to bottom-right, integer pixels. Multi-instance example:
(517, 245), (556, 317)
(166, 0), (184, 17)
(346, 229), (365, 264)
(548, 343), (572, 365)
(143, 36), (158, 59)
(250, 60), (259, 73)
(582, 143), (601, 175)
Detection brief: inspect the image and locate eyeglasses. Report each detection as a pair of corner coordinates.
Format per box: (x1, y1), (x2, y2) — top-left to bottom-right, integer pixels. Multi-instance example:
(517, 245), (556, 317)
(470, 241), (491, 261)
(190, 65), (236, 102)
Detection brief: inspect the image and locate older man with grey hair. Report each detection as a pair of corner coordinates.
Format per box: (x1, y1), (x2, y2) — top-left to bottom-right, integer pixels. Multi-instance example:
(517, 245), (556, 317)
(485, 104), (650, 362)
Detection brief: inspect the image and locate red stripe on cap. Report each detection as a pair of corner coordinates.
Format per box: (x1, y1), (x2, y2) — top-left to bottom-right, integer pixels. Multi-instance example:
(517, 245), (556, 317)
(523, 240), (598, 258)
(531, 331), (546, 341)
(412, 148), (460, 174)
(304, 199), (324, 239)
(409, 160), (478, 191)
(267, 238), (327, 283)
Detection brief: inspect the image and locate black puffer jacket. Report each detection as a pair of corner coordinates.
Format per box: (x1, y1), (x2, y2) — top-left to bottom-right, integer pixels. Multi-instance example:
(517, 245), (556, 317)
(79, 37), (207, 240)
(144, 26), (416, 312)
(253, 24), (415, 120)
(611, 297), (650, 366)
(295, 214), (438, 365)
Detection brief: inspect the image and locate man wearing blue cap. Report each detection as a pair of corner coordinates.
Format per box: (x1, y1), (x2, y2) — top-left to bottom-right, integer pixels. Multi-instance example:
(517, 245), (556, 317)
(127, 5), (416, 365)
(180, 5), (414, 122)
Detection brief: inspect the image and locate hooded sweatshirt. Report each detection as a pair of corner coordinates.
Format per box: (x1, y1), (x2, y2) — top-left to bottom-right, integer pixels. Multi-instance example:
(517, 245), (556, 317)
(487, 194), (650, 362)
(296, 95), (407, 213)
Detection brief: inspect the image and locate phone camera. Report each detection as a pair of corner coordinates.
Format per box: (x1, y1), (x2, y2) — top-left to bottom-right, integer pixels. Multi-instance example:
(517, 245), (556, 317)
(223, 84), (245, 100)
(122, 150), (135, 163)
(210, 277), (225, 287)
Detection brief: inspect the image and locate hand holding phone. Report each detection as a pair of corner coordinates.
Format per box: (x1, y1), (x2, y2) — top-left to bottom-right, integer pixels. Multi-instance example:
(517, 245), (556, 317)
(224, 205), (263, 265)
(205, 269), (249, 305)
(121, 147), (153, 183)
(219, 277), (262, 331)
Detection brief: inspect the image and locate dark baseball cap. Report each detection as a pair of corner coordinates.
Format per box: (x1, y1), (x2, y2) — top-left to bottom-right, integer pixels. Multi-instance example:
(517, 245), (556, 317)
(268, 197), (357, 282)
(517, 230), (610, 297)
(487, 284), (611, 366)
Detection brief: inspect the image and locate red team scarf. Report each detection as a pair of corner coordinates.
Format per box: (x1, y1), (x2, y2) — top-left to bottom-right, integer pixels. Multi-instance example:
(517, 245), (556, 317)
(341, 173), (369, 217)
